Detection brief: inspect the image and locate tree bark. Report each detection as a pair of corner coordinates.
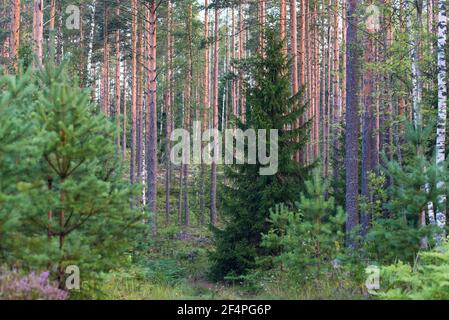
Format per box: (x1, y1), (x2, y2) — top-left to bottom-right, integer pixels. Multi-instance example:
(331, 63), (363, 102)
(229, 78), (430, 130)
(130, 0), (138, 183)
(146, 0), (158, 233)
(345, 0), (360, 247)
(435, 0), (447, 235)
(200, 0), (210, 224)
(10, 0), (21, 72)
(32, 0), (43, 67)
(101, 1), (110, 115)
(165, 0), (173, 224)
(210, 3), (220, 226)
(115, 3), (121, 150)
(182, 1), (193, 226)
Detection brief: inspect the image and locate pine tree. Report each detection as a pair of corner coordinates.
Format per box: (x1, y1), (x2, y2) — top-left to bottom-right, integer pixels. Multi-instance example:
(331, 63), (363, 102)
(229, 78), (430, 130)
(365, 123), (445, 264)
(262, 167), (345, 280)
(0, 72), (44, 264)
(0, 64), (143, 287)
(210, 29), (311, 281)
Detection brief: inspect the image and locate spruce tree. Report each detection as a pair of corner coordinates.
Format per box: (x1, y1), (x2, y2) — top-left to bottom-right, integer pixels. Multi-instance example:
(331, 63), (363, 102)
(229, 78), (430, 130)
(210, 29), (311, 281)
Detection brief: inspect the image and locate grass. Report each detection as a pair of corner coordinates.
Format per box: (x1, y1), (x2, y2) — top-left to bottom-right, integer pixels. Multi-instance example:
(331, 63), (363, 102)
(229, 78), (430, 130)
(90, 220), (365, 300)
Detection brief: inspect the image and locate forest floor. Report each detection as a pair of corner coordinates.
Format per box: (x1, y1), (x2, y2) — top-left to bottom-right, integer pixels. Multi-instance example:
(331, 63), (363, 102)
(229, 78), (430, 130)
(97, 221), (365, 300)
(92, 169), (365, 300)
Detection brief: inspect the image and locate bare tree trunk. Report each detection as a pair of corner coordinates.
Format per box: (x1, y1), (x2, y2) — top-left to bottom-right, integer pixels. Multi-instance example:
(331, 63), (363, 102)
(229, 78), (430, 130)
(32, 0), (43, 67)
(137, 21), (144, 183)
(87, 1), (97, 86)
(182, 1), (193, 226)
(290, 0), (299, 161)
(130, 0), (138, 183)
(280, 0), (287, 55)
(341, 0), (347, 117)
(165, 0), (173, 224)
(435, 0), (447, 236)
(345, 0), (360, 247)
(101, 1), (110, 115)
(11, 0), (21, 72)
(115, 3), (121, 150)
(200, 0), (210, 225)
(258, 0), (266, 53)
(123, 59), (127, 158)
(324, 0), (332, 178)
(210, 3), (220, 226)
(313, 1), (319, 160)
(146, 0), (158, 233)
(361, 10), (376, 236)
(331, 0), (340, 178)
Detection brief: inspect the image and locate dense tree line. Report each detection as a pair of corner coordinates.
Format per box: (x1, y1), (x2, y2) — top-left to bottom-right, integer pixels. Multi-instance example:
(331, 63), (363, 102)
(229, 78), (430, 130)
(0, 0), (448, 299)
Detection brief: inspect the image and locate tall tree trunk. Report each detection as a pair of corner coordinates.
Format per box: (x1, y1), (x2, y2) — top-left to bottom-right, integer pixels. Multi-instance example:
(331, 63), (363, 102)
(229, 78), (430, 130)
(146, 0), (158, 233)
(130, 0), (138, 183)
(79, 5), (85, 86)
(361, 6), (376, 236)
(101, 1), (110, 115)
(345, 0), (360, 247)
(165, 0), (173, 224)
(341, 0), (347, 117)
(1, 0), (9, 71)
(280, 0), (287, 55)
(200, 0), (210, 224)
(48, 0), (56, 59)
(115, 3), (121, 150)
(11, 0), (21, 72)
(324, 0), (332, 178)
(32, 0), (43, 67)
(183, 1), (193, 226)
(435, 0), (447, 236)
(313, 1), (319, 160)
(290, 0), (299, 161)
(331, 0), (340, 179)
(122, 59), (127, 159)
(258, 0), (266, 53)
(210, 3), (220, 226)
(137, 20), (144, 183)
(87, 1), (97, 87)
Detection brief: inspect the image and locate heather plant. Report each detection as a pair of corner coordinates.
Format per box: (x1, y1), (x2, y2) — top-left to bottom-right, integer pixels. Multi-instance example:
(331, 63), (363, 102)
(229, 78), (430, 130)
(0, 267), (68, 300)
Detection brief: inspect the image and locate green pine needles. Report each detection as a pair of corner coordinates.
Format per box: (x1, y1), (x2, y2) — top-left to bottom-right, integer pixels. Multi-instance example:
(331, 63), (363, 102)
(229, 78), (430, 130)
(0, 63), (144, 290)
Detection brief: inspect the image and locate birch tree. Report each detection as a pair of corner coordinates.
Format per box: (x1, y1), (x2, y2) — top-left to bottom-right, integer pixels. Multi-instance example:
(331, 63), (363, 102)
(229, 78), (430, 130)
(435, 0), (447, 234)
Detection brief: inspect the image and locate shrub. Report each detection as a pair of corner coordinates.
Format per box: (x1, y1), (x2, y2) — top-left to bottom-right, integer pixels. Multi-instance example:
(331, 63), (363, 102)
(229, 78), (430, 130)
(377, 239), (449, 299)
(0, 267), (67, 300)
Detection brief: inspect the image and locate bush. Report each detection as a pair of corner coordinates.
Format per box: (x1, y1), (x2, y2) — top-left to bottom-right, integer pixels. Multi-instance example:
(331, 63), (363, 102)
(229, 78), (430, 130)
(377, 239), (449, 299)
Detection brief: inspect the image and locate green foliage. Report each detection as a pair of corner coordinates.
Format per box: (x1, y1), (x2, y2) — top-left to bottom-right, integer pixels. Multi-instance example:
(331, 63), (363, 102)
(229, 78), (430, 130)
(210, 29), (311, 281)
(262, 168), (345, 281)
(364, 123), (446, 264)
(0, 63), (144, 289)
(0, 72), (49, 265)
(377, 239), (449, 300)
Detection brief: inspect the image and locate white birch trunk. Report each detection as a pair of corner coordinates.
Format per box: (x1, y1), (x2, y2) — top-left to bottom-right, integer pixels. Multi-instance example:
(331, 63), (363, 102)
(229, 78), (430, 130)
(435, 0), (447, 235)
(87, 0), (97, 83)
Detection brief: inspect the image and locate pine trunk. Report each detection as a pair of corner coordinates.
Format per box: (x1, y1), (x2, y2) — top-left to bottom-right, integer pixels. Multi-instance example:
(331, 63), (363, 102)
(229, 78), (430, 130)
(210, 4), (220, 226)
(345, 0), (360, 247)
(146, 0), (158, 233)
